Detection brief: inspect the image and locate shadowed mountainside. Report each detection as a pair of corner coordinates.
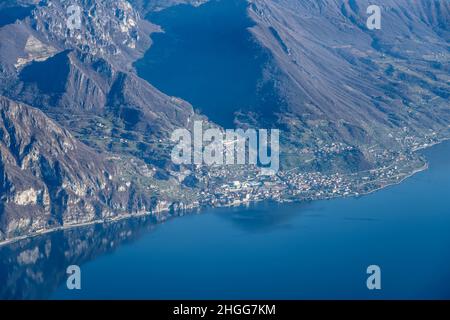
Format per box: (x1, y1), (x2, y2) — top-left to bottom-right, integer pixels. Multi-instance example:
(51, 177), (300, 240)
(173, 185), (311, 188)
(0, 96), (195, 242)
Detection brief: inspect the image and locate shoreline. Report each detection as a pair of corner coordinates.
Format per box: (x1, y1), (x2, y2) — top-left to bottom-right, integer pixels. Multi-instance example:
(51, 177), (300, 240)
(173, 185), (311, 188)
(0, 209), (172, 248)
(0, 138), (446, 248)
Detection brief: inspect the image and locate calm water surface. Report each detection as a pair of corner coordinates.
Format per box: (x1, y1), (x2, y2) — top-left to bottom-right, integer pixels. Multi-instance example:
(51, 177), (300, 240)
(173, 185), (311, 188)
(1, 140), (449, 299)
(134, 0), (274, 128)
(1, 0), (449, 300)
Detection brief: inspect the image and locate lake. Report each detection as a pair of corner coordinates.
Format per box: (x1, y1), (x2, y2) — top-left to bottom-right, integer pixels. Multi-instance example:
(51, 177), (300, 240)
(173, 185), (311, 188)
(1, 140), (450, 299)
(134, 0), (276, 128)
(1, 0), (449, 300)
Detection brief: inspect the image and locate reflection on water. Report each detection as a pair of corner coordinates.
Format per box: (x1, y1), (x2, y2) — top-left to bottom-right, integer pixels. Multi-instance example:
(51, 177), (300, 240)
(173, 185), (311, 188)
(0, 216), (159, 299)
(0, 202), (300, 299)
(1, 141), (450, 299)
(215, 201), (313, 233)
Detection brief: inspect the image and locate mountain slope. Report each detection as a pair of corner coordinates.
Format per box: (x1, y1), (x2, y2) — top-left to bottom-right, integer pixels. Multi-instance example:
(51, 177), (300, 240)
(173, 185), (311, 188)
(0, 96), (193, 242)
(244, 0), (450, 169)
(0, 0), (196, 171)
(0, 0), (449, 242)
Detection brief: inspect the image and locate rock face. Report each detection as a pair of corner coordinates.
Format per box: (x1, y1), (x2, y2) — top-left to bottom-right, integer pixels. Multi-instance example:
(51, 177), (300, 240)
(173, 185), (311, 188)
(0, 0), (196, 168)
(0, 96), (190, 242)
(32, 0), (150, 65)
(0, 0), (202, 242)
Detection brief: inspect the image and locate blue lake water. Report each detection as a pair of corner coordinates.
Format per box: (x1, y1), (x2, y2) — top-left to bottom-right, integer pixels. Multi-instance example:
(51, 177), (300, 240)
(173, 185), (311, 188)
(1, 0), (449, 300)
(53, 140), (450, 299)
(134, 0), (275, 128)
(1, 140), (449, 299)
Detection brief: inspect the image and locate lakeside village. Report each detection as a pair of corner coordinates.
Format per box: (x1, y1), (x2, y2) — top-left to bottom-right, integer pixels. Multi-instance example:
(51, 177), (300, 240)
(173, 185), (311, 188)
(160, 124), (447, 213)
(180, 136), (441, 209)
(176, 149), (423, 208)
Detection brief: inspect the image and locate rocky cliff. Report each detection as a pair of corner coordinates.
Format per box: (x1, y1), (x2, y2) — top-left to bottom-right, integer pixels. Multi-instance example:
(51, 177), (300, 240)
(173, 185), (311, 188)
(0, 96), (193, 242)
